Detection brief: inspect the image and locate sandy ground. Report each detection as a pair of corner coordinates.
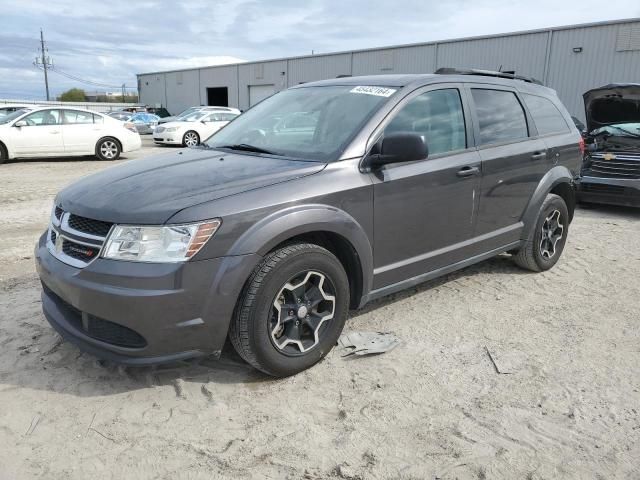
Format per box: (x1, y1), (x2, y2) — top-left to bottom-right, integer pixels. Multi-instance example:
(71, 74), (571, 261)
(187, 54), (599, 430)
(1, 139), (639, 479)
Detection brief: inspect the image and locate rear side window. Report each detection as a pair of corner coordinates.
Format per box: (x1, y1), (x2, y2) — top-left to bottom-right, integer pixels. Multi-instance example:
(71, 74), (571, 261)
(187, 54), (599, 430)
(63, 110), (94, 124)
(471, 89), (528, 145)
(522, 94), (569, 135)
(384, 88), (466, 155)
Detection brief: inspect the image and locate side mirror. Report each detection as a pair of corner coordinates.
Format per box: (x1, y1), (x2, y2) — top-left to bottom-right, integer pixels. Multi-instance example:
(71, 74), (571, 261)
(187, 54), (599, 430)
(14, 120), (27, 128)
(365, 132), (428, 169)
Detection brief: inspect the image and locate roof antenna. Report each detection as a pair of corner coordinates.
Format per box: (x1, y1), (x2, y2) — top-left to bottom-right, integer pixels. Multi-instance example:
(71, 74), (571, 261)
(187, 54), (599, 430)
(498, 65), (503, 72)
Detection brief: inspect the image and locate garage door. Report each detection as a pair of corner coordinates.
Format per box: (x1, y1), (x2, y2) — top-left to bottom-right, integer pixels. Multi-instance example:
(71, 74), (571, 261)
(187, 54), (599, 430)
(249, 84), (275, 107)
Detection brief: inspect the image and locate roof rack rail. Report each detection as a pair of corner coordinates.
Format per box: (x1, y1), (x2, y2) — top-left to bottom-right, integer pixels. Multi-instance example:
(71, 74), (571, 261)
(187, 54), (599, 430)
(434, 67), (543, 85)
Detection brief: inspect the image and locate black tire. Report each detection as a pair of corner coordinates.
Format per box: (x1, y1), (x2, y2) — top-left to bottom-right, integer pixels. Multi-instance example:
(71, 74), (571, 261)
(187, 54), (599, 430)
(513, 193), (569, 272)
(0, 142), (7, 165)
(95, 137), (121, 161)
(229, 243), (350, 377)
(182, 130), (200, 147)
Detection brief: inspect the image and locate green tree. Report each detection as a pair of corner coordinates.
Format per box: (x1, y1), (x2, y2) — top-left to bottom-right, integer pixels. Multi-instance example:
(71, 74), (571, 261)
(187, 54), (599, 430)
(58, 88), (86, 102)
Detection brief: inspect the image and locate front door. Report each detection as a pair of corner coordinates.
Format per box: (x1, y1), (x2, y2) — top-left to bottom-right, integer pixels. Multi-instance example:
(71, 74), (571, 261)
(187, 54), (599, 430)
(371, 86), (481, 289)
(11, 109), (64, 156)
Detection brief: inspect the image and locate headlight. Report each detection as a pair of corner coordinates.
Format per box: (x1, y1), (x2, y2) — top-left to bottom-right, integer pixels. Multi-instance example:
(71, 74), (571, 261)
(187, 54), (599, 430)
(102, 220), (221, 263)
(164, 127), (178, 132)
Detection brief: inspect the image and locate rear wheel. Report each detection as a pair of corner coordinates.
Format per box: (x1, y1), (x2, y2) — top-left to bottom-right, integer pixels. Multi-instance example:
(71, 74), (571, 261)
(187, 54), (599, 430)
(183, 131), (200, 147)
(96, 137), (121, 161)
(229, 243), (350, 377)
(0, 143), (7, 165)
(513, 193), (569, 272)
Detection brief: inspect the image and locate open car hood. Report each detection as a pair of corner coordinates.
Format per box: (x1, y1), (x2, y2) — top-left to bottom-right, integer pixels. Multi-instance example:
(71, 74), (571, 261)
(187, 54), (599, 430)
(583, 84), (640, 133)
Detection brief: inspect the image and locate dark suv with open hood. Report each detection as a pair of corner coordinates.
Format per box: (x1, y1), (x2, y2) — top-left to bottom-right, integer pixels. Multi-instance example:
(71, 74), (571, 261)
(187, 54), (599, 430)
(35, 70), (582, 377)
(578, 84), (640, 207)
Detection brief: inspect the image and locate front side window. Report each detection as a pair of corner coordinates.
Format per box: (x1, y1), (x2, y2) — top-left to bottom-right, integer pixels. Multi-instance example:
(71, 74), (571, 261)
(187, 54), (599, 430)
(384, 89), (466, 156)
(206, 85), (397, 161)
(63, 110), (94, 124)
(522, 94), (569, 136)
(23, 109), (61, 126)
(471, 89), (528, 145)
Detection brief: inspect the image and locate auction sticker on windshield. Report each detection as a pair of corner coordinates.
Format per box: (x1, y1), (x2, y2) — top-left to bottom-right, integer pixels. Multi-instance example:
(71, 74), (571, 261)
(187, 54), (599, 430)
(350, 86), (397, 97)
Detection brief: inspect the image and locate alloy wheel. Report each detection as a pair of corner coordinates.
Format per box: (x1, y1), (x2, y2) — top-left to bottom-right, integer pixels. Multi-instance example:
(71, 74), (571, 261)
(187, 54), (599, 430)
(100, 140), (118, 159)
(270, 271), (336, 355)
(184, 132), (199, 147)
(539, 209), (564, 259)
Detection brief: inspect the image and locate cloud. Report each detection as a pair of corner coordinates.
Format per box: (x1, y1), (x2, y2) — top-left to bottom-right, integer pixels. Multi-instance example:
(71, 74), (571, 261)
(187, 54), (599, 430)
(0, 0), (638, 99)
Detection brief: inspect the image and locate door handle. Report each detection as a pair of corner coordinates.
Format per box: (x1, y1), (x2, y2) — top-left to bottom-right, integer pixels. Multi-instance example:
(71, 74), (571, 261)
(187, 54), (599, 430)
(456, 166), (480, 178)
(49, 130), (60, 134)
(531, 151), (547, 160)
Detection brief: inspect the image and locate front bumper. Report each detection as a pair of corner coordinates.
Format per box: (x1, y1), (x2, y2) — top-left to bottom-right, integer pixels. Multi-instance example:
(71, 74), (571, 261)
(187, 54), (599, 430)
(577, 175), (640, 207)
(153, 135), (180, 145)
(34, 233), (260, 365)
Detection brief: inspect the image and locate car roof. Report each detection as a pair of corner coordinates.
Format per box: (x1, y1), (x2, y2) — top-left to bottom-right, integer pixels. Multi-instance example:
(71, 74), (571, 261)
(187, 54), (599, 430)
(291, 72), (556, 96)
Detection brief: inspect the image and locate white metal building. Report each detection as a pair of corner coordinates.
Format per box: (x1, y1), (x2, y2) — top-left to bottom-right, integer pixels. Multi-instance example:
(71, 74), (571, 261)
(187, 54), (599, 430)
(137, 18), (640, 121)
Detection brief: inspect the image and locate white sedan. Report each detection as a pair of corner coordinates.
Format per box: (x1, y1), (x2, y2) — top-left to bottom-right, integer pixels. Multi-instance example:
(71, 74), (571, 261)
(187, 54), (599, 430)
(153, 110), (239, 147)
(0, 107), (141, 164)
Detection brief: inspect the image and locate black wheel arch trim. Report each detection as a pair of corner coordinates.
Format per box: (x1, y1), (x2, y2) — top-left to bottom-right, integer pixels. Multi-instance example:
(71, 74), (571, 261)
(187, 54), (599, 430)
(226, 204), (374, 306)
(520, 165), (576, 241)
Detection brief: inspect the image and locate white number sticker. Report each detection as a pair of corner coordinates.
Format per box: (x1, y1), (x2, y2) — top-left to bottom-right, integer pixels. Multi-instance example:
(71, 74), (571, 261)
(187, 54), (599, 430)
(350, 86), (397, 97)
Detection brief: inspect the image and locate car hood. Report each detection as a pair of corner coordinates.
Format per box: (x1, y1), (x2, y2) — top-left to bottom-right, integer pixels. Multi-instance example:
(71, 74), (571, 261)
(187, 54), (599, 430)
(583, 84), (640, 133)
(56, 148), (327, 224)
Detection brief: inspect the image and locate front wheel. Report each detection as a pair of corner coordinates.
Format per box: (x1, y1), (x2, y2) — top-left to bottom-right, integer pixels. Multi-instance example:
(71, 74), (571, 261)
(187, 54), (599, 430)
(229, 243), (350, 377)
(183, 131), (200, 147)
(513, 193), (569, 272)
(96, 137), (121, 161)
(0, 143), (7, 165)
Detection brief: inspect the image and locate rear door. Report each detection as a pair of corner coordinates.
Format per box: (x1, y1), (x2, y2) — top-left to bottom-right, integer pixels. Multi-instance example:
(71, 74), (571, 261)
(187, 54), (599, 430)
(11, 109), (64, 156)
(371, 84), (482, 289)
(61, 109), (100, 154)
(521, 93), (580, 174)
(467, 85), (548, 245)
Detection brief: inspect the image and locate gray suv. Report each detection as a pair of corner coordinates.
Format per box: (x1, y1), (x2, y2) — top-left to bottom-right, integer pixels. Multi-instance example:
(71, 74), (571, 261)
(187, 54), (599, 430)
(35, 70), (582, 377)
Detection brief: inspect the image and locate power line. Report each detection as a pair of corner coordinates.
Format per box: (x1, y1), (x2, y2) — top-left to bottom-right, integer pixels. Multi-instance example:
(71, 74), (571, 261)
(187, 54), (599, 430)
(34, 65), (136, 91)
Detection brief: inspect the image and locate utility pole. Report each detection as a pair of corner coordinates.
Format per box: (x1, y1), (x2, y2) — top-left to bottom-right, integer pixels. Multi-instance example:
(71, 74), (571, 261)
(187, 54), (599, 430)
(34, 29), (52, 100)
(121, 83), (126, 103)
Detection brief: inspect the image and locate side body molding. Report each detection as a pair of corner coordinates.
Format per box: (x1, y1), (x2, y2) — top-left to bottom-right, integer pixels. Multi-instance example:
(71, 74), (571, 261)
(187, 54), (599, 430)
(227, 204), (375, 302)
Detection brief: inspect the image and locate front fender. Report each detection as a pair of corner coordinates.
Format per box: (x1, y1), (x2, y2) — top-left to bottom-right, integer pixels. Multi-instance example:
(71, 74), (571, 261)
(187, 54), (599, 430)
(227, 204), (374, 298)
(521, 165), (575, 240)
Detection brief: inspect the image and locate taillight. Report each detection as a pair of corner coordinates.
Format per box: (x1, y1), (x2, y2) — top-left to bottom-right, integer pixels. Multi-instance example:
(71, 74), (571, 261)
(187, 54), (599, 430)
(123, 122), (137, 133)
(578, 137), (586, 155)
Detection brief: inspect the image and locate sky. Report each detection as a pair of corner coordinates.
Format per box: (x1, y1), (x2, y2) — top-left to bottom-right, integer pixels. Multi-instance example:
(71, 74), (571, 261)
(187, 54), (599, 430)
(0, 0), (638, 100)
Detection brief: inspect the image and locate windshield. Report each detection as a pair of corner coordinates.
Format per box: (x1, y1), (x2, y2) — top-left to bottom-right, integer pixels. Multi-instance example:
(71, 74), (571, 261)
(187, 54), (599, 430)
(177, 107), (201, 119)
(180, 111), (208, 122)
(0, 109), (28, 125)
(591, 122), (640, 138)
(205, 85), (398, 161)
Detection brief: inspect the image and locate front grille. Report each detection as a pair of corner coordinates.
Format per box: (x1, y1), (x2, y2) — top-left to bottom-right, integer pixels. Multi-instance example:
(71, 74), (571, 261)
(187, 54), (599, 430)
(584, 152), (640, 179)
(47, 208), (111, 268)
(44, 285), (147, 349)
(62, 239), (100, 262)
(580, 183), (626, 195)
(68, 214), (113, 237)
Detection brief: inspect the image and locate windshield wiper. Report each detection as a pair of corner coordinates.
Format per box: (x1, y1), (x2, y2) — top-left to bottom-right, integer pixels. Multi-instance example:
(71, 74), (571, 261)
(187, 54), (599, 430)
(217, 143), (278, 155)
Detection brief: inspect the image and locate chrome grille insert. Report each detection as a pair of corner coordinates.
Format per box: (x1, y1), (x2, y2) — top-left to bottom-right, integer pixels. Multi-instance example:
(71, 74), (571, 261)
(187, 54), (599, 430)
(47, 207), (112, 268)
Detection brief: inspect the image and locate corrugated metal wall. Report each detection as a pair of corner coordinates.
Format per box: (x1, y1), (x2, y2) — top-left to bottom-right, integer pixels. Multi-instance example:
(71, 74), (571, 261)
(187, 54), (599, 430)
(138, 19), (640, 121)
